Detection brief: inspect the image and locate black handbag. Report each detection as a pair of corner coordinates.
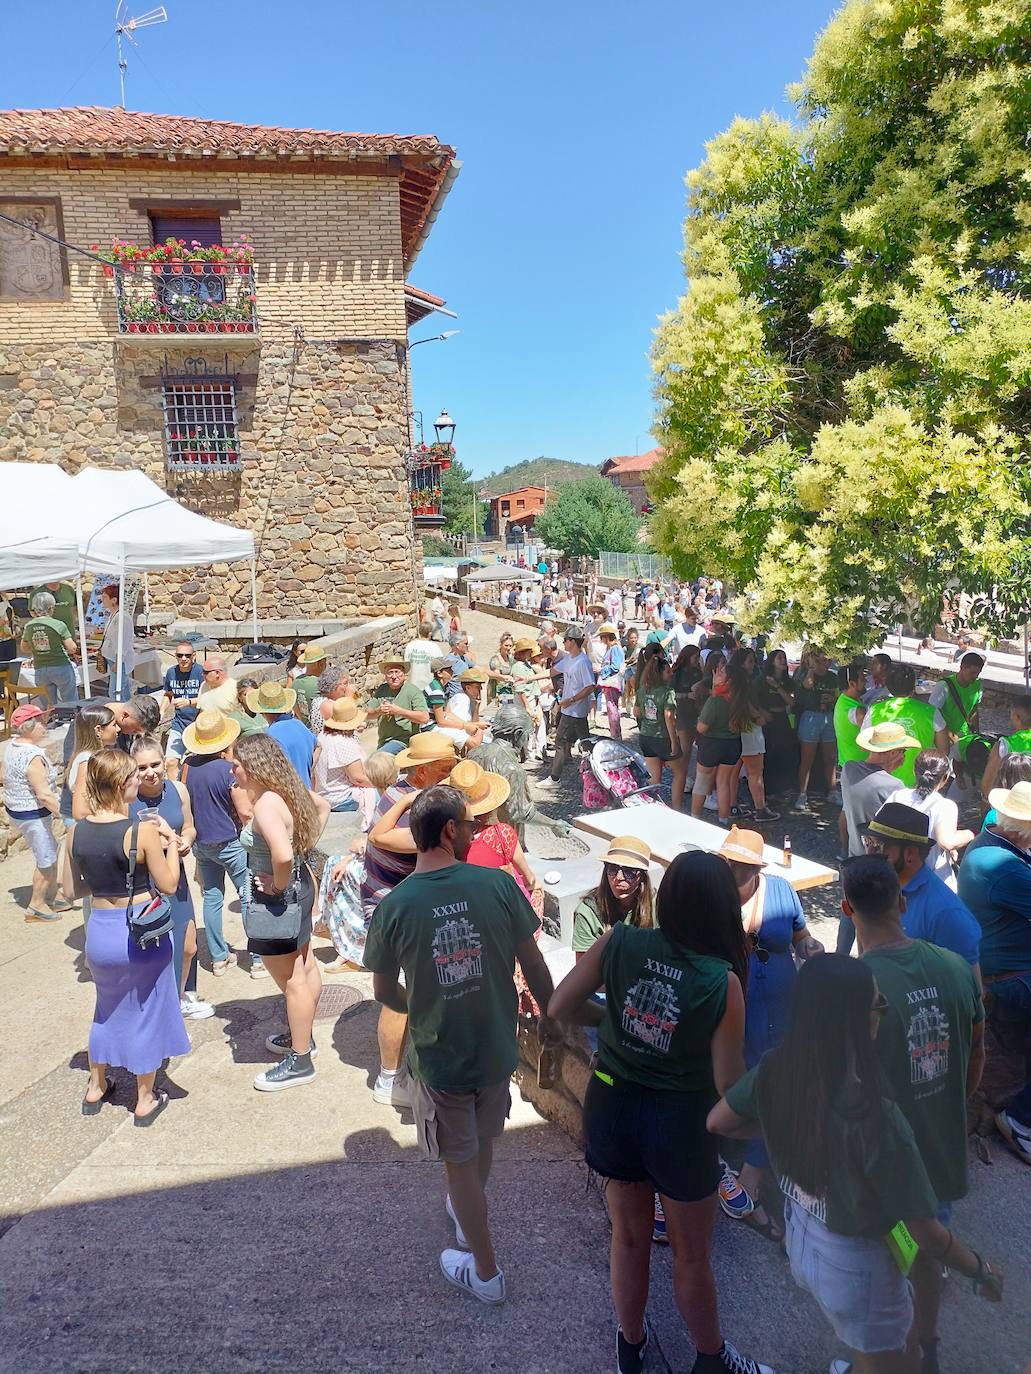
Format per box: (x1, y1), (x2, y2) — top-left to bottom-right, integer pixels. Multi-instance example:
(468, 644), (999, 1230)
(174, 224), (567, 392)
(243, 857), (306, 942)
(125, 819), (174, 950)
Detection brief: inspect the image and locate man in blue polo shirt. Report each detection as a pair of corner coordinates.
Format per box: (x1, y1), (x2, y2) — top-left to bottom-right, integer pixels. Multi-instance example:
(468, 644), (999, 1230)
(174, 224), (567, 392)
(862, 802), (982, 984)
(162, 641), (204, 780)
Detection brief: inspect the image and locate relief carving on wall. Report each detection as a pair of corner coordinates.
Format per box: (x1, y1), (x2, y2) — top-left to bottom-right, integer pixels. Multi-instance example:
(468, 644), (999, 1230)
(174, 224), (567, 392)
(0, 202), (64, 300)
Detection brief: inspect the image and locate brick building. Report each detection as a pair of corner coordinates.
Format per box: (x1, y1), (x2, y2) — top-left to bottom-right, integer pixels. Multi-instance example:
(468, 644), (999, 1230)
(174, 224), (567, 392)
(485, 485), (548, 539)
(600, 448), (661, 514)
(0, 106), (458, 629)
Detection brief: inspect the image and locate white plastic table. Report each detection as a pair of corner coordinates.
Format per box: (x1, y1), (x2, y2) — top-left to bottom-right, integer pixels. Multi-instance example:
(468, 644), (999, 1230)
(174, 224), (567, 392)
(571, 805), (837, 892)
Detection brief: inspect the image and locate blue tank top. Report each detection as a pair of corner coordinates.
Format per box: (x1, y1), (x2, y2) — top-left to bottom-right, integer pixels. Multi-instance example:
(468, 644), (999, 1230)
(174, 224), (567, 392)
(131, 780), (190, 901)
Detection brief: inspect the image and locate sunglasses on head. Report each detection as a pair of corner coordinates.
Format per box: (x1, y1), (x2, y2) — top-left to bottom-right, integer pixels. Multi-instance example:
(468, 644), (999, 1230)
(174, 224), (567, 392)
(605, 863), (643, 882)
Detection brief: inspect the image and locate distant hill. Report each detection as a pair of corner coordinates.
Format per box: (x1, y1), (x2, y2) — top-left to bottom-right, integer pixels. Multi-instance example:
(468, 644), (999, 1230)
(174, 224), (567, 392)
(480, 456), (598, 495)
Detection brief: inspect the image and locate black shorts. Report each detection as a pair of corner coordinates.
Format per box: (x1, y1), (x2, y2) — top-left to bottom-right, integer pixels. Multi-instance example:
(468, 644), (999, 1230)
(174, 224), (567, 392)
(555, 714), (590, 749)
(640, 734), (678, 761)
(696, 735), (742, 769)
(583, 1068), (719, 1203)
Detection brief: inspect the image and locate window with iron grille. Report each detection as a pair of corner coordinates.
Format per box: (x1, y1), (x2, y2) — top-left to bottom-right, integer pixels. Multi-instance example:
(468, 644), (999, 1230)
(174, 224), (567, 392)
(161, 378), (240, 472)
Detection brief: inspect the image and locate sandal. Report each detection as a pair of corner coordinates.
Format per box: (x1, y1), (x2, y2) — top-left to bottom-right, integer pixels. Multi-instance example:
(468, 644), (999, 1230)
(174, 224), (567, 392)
(743, 1205), (785, 1245)
(323, 957), (362, 973)
(81, 1078), (116, 1116)
(133, 1090), (170, 1127)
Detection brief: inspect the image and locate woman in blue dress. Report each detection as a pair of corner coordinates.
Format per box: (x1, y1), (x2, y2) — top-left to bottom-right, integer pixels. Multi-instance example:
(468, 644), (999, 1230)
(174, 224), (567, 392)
(717, 827), (824, 1241)
(129, 735), (212, 1021)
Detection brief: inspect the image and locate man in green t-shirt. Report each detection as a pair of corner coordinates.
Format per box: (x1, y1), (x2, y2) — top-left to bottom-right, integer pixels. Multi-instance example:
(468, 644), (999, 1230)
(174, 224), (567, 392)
(868, 662), (950, 787)
(365, 784), (553, 1306)
(928, 652), (984, 767)
(19, 590), (80, 704)
(30, 581), (76, 637)
(367, 657), (430, 754)
(843, 856), (985, 1374)
(291, 643), (327, 724)
(979, 694), (1031, 798)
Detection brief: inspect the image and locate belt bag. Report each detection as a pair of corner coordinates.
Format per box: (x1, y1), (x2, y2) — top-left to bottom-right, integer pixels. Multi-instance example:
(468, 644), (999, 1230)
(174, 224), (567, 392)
(243, 858), (306, 941)
(125, 819), (174, 950)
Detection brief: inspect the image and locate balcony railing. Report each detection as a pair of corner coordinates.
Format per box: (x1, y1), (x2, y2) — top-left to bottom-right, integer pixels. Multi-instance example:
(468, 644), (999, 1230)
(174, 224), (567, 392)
(409, 442), (452, 528)
(107, 250), (258, 337)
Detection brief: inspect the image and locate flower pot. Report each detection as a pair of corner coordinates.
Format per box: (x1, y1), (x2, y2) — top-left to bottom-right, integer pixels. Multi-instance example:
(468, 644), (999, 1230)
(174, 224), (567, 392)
(190, 261), (205, 276)
(160, 322), (173, 333)
(237, 262), (251, 276)
(167, 258), (183, 273)
(102, 265), (114, 279)
(151, 262), (163, 275)
(146, 322), (158, 333)
(186, 322), (198, 333)
(211, 262), (226, 275)
(204, 322), (218, 333)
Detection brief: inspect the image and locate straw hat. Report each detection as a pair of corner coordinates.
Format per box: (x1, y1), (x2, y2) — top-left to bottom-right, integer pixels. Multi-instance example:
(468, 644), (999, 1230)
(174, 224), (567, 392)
(856, 721), (920, 752)
(246, 680), (297, 715)
(322, 697), (368, 733)
(380, 656), (407, 673)
(393, 731), (460, 771)
(988, 780), (1031, 824)
(717, 826), (767, 868)
(587, 602), (607, 614)
(182, 708), (241, 756)
(460, 666), (488, 684)
(598, 623), (619, 637)
(601, 835), (652, 872)
(513, 636), (538, 655)
(447, 759), (511, 817)
(300, 643), (328, 666)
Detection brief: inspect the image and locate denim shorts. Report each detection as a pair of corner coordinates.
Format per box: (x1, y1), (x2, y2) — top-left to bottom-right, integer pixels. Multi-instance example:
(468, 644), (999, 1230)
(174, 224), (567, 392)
(798, 709), (836, 745)
(784, 1197), (912, 1353)
(164, 727), (186, 760)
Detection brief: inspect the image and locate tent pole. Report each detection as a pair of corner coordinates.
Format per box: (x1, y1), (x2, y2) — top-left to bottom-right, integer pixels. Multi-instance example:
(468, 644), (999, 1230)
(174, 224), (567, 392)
(75, 576), (91, 699)
(144, 572), (151, 634)
(115, 568), (126, 701)
(250, 556), (258, 644)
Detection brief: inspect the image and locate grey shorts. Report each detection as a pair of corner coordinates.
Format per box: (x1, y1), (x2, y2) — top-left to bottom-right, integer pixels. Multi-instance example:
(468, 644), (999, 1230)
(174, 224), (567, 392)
(409, 1076), (511, 1164)
(10, 814), (58, 869)
(784, 1197), (912, 1353)
(739, 725), (766, 756)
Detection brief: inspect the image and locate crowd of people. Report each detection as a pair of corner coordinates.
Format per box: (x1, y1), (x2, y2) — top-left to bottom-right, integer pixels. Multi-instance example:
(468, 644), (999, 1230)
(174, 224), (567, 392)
(2, 573), (1028, 1374)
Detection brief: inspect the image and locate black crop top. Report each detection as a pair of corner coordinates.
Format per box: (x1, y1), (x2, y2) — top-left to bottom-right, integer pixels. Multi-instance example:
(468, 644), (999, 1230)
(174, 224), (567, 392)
(72, 819), (151, 899)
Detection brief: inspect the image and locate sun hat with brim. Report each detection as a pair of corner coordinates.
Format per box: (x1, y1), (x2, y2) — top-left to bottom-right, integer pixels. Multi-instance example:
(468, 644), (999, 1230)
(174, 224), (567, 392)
(393, 731), (460, 771)
(864, 802), (931, 846)
(717, 826), (768, 868)
(459, 666), (488, 685)
(602, 835), (652, 871)
(448, 759), (511, 817)
(300, 643), (328, 666)
(245, 680), (297, 715)
(988, 781), (1031, 824)
(380, 657), (406, 673)
(182, 708), (241, 756)
(10, 703), (47, 729)
(513, 637), (538, 655)
(856, 721), (921, 752)
(322, 698), (368, 732)
(598, 623), (619, 637)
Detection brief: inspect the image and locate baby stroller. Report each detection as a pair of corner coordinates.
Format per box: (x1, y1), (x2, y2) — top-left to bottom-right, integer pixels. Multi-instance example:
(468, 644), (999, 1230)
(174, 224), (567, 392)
(576, 738), (666, 809)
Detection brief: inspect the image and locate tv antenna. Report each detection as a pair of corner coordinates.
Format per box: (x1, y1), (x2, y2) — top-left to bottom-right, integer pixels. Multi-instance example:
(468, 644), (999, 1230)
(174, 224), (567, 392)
(115, 2), (168, 108)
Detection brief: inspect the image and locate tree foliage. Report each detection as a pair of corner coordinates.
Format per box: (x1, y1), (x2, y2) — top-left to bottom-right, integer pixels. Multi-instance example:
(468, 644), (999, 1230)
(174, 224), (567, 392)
(441, 457), (489, 537)
(482, 457), (598, 491)
(651, 0), (1031, 652)
(534, 475), (642, 557)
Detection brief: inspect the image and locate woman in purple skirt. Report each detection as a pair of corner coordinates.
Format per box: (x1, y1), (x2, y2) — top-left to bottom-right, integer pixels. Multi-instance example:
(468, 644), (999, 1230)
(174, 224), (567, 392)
(66, 749), (189, 1125)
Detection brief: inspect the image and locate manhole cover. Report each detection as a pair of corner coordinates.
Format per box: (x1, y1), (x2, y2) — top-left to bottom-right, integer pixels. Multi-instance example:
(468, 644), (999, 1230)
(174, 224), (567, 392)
(314, 984), (364, 1022)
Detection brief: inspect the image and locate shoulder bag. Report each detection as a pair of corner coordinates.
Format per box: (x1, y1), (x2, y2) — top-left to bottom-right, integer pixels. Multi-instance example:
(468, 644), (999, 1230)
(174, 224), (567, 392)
(243, 855), (306, 942)
(125, 819), (174, 950)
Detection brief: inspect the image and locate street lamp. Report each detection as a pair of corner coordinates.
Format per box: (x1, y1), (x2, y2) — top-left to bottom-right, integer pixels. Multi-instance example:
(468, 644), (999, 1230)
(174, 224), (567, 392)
(410, 330), (460, 348)
(433, 408), (456, 446)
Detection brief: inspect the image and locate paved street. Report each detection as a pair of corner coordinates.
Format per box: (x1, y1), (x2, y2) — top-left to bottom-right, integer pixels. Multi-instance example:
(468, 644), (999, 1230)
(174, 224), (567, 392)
(0, 604), (1027, 1373)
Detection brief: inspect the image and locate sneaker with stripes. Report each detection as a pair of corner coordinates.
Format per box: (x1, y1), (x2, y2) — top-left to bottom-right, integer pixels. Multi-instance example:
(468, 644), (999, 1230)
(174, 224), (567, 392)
(439, 1248), (505, 1304)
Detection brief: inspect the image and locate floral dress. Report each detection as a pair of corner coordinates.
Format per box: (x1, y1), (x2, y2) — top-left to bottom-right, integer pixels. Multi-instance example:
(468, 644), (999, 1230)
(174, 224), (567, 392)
(467, 821), (544, 1014)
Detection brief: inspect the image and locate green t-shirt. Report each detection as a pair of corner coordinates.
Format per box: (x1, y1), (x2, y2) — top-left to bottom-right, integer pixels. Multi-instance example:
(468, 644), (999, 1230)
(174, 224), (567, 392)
(598, 922), (728, 1093)
(834, 693), (866, 765)
(23, 616), (71, 668)
(363, 864), (539, 1092)
(637, 683), (675, 738)
(726, 1063), (937, 1237)
(373, 681), (429, 746)
(31, 583), (75, 637)
(489, 653), (514, 699)
(293, 673), (319, 707)
(228, 708), (268, 737)
(510, 658), (540, 705)
(862, 940), (983, 1203)
(571, 892), (640, 953)
(870, 696), (940, 786)
(938, 674), (982, 744)
(698, 691), (736, 740)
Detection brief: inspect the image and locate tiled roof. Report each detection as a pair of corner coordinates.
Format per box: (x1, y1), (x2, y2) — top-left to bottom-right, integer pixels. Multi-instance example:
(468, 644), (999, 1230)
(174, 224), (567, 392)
(405, 284), (447, 328)
(0, 108), (459, 264)
(601, 448), (662, 475)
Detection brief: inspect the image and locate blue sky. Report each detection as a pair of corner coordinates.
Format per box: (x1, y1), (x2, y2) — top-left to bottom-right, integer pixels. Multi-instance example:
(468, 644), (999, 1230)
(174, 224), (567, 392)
(2, 0), (839, 477)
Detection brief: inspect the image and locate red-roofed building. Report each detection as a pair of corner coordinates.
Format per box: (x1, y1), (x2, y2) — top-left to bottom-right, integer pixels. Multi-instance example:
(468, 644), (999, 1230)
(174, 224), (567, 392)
(485, 486), (549, 539)
(601, 448), (662, 514)
(0, 106), (459, 641)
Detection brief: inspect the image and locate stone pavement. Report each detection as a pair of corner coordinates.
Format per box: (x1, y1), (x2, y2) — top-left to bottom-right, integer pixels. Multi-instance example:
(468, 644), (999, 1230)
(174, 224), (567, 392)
(0, 603), (1027, 1372)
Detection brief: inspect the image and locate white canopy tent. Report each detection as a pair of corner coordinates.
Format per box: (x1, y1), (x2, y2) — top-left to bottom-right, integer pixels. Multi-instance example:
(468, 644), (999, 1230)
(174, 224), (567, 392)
(0, 464), (258, 696)
(466, 562), (543, 583)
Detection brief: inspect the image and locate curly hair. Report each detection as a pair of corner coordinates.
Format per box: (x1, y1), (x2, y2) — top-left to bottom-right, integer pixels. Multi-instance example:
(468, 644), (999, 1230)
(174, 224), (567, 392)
(233, 733), (320, 853)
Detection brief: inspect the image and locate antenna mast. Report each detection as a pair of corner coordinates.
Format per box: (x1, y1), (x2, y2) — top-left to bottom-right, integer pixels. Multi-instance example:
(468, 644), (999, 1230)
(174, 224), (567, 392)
(115, 3), (168, 108)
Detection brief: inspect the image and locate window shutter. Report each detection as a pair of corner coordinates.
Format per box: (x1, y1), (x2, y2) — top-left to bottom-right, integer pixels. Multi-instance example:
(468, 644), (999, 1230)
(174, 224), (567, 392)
(151, 214), (222, 248)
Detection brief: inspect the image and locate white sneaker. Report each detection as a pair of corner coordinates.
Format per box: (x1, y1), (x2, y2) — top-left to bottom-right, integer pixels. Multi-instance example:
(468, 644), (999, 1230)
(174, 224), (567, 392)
(180, 994), (215, 1021)
(996, 1110), (1031, 1165)
(373, 1072), (411, 1107)
(829, 1362), (852, 1374)
(445, 1194), (470, 1248)
(703, 793), (719, 811)
(250, 960), (271, 980)
(439, 1248), (505, 1304)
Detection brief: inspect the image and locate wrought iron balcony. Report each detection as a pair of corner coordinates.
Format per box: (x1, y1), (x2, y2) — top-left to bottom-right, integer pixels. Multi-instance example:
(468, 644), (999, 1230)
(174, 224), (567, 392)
(109, 254), (258, 338)
(409, 442), (452, 528)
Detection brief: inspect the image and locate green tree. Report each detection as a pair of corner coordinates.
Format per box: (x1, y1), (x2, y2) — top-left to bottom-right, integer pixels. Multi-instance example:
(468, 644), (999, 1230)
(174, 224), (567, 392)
(651, 0), (1031, 653)
(534, 475), (641, 557)
(441, 457), (488, 537)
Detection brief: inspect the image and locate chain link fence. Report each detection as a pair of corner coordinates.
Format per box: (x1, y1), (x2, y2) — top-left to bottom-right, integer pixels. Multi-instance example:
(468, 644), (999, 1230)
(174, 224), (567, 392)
(599, 550), (672, 582)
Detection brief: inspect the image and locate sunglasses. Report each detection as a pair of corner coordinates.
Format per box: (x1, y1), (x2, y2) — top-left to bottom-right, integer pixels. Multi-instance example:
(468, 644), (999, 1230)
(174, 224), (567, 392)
(749, 931), (770, 965)
(873, 992), (890, 1017)
(605, 863), (643, 882)
(176, 652), (195, 660)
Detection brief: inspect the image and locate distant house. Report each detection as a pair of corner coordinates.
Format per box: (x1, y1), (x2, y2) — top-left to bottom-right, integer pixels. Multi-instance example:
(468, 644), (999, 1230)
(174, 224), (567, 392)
(486, 485), (548, 539)
(601, 448), (662, 514)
